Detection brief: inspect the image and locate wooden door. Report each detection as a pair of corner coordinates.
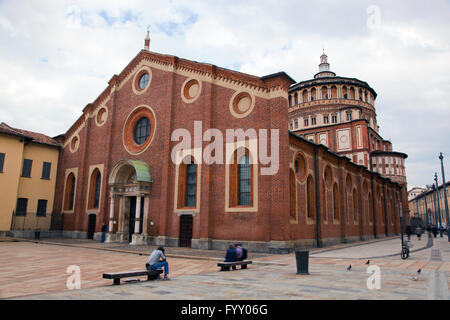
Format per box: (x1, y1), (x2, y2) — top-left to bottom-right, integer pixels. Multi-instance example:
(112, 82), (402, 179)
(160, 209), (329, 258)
(87, 214), (96, 240)
(179, 215), (193, 247)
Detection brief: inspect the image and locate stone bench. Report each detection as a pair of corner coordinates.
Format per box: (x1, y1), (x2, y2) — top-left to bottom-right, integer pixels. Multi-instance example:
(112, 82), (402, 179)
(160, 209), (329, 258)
(103, 269), (163, 285)
(217, 260), (252, 271)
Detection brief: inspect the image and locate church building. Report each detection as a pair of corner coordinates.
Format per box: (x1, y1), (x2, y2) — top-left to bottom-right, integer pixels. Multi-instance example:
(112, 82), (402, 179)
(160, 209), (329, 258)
(49, 33), (406, 253)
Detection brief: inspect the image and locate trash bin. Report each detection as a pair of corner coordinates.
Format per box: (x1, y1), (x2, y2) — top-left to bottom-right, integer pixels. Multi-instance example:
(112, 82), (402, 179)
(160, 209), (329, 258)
(295, 251), (309, 275)
(34, 230), (40, 241)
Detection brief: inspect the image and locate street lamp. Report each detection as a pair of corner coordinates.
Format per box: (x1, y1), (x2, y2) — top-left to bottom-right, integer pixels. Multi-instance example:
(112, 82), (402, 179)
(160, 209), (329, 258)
(439, 152), (450, 241)
(434, 172), (444, 237)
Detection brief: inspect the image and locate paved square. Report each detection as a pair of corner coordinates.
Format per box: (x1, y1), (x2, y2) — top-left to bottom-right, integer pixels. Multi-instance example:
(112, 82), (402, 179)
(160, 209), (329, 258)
(0, 236), (449, 300)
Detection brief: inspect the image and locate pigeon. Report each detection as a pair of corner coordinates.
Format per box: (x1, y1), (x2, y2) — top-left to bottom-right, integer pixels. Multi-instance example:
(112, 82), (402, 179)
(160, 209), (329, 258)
(365, 260), (370, 265)
(411, 276), (418, 281)
(347, 265), (352, 271)
(417, 269), (421, 274)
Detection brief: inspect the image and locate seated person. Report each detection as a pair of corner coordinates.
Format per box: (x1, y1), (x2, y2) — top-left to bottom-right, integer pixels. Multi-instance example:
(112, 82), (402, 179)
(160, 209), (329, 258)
(235, 244), (243, 261)
(224, 244), (237, 270)
(146, 246), (170, 280)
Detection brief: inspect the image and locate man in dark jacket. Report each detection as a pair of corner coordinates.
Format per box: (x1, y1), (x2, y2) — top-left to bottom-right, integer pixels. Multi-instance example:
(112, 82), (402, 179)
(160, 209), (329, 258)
(224, 244), (237, 270)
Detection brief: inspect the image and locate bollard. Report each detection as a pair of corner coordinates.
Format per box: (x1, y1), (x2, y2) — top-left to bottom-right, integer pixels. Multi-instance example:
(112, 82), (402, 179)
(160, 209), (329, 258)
(295, 250), (309, 275)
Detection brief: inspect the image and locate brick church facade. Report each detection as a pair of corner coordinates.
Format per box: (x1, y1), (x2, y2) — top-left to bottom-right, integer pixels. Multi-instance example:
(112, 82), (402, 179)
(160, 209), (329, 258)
(51, 36), (407, 253)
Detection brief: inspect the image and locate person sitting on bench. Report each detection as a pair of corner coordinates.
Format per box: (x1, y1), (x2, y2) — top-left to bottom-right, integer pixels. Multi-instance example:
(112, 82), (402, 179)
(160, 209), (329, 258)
(146, 246), (170, 280)
(235, 244), (248, 261)
(224, 244), (237, 270)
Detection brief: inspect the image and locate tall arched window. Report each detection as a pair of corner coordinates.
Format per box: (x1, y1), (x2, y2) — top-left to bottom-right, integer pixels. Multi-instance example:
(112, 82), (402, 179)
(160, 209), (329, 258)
(294, 92), (298, 105)
(238, 155), (251, 206)
(307, 175), (315, 219)
(64, 173), (76, 211)
(88, 169), (101, 209)
(185, 162), (197, 207)
(290, 169), (297, 219)
(368, 192), (373, 223)
(322, 179), (327, 222)
(353, 189), (358, 222)
(333, 183), (340, 220)
(177, 157), (197, 209)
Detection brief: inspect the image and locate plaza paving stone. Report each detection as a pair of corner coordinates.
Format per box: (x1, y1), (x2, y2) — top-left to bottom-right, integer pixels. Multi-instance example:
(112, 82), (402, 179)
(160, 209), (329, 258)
(0, 235), (448, 300)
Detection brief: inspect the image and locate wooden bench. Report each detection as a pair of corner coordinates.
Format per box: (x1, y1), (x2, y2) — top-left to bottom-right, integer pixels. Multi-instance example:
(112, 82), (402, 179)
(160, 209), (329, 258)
(218, 260), (252, 271)
(103, 269), (163, 285)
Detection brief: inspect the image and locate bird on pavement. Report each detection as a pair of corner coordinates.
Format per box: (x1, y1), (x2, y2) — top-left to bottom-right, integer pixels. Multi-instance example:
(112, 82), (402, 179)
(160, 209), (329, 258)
(347, 265), (352, 271)
(417, 269), (421, 274)
(365, 260), (370, 265)
(411, 276), (418, 281)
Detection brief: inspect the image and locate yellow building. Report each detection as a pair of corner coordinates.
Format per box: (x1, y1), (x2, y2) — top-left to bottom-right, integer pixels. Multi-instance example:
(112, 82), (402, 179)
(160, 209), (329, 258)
(408, 183), (450, 228)
(0, 122), (60, 233)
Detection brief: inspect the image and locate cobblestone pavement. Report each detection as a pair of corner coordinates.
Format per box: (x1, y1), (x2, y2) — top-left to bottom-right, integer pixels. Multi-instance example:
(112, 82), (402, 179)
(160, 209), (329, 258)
(1, 235), (449, 300)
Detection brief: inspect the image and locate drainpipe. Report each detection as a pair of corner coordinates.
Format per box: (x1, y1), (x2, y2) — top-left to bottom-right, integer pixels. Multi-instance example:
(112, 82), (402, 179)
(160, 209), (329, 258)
(383, 181), (388, 236)
(314, 146), (322, 248)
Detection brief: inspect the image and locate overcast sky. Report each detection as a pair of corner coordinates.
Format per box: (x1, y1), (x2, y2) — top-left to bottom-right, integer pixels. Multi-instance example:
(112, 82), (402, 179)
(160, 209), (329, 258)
(0, 0), (449, 188)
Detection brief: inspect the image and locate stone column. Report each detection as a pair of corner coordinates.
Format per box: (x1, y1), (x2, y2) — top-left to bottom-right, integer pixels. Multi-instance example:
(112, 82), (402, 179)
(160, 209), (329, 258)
(108, 194), (115, 232)
(105, 193), (115, 243)
(134, 195), (142, 234)
(142, 196), (149, 236)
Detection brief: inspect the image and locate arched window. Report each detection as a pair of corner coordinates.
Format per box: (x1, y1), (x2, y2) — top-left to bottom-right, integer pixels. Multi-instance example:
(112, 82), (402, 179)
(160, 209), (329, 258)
(302, 90), (308, 103)
(185, 162), (197, 207)
(368, 192), (373, 223)
(322, 179), (327, 222)
(353, 189), (358, 222)
(342, 86), (348, 99)
(307, 175), (315, 219)
(321, 86), (328, 99)
(349, 87), (355, 99)
(311, 88), (316, 101)
(294, 92), (298, 105)
(288, 95), (292, 107)
(331, 86), (337, 98)
(238, 155), (251, 206)
(64, 173), (76, 211)
(177, 157), (197, 209)
(88, 169), (101, 209)
(290, 169), (297, 219)
(333, 183), (340, 220)
(229, 149), (254, 208)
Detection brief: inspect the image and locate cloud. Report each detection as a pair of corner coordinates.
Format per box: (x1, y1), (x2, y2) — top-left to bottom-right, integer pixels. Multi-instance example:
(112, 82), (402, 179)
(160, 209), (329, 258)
(0, 0), (449, 188)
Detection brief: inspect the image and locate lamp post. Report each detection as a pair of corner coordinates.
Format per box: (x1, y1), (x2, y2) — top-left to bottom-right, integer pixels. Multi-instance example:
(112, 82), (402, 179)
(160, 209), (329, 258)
(434, 172), (443, 237)
(439, 152), (450, 241)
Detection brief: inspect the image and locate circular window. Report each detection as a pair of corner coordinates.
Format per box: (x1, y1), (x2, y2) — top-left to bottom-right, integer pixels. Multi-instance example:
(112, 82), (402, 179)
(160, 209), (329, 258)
(139, 73), (149, 90)
(132, 67), (152, 95)
(70, 135), (79, 153)
(96, 107), (108, 126)
(294, 152), (307, 182)
(133, 117), (151, 145)
(123, 105), (156, 155)
(230, 91), (255, 118)
(181, 78), (202, 103)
